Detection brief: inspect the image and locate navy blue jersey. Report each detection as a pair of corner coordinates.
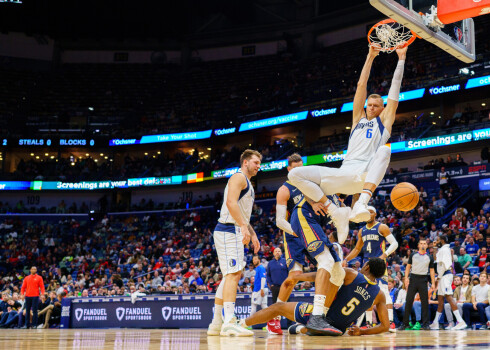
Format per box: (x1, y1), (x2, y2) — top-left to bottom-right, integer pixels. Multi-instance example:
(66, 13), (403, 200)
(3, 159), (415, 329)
(361, 222), (386, 263)
(283, 181), (304, 219)
(326, 272), (380, 332)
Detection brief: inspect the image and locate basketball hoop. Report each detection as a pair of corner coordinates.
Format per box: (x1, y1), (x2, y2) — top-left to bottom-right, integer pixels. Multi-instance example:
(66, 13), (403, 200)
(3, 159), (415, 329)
(367, 19), (418, 53)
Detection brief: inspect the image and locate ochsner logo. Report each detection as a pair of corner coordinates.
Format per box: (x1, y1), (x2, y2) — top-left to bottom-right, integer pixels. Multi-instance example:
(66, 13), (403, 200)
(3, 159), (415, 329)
(429, 84), (460, 95)
(74, 307), (107, 321)
(116, 307), (152, 321)
(162, 306), (202, 321)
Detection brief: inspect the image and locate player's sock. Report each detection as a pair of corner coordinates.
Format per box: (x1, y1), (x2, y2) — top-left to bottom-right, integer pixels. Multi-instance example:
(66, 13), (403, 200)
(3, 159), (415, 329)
(359, 190), (372, 205)
(312, 295), (326, 316)
(211, 304), (223, 325)
(323, 306), (329, 315)
(434, 311), (442, 324)
(250, 303), (257, 316)
(453, 310), (464, 323)
(277, 298), (284, 303)
(388, 308), (394, 322)
(366, 311), (373, 324)
(223, 302), (235, 323)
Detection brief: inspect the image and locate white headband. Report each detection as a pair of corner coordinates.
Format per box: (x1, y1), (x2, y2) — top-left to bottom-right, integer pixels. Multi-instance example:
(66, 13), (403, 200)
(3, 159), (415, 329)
(367, 206), (377, 214)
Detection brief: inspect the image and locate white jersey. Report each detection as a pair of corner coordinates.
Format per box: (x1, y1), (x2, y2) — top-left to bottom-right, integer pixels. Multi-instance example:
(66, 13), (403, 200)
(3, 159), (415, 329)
(218, 171), (255, 225)
(344, 116), (390, 164)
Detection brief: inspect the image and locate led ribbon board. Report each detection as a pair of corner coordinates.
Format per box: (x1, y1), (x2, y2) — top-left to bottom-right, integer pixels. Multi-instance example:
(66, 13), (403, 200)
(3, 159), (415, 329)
(109, 130), (212, 146)
(238, 111), (308, 132)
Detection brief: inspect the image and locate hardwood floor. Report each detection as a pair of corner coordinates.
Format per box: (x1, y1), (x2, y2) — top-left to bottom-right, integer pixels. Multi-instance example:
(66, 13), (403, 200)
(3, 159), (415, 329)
(0, 329), (489, 349)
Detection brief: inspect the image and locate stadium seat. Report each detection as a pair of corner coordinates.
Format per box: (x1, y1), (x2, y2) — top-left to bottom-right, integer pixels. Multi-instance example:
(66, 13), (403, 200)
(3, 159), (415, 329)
(468, 266), (479, 275)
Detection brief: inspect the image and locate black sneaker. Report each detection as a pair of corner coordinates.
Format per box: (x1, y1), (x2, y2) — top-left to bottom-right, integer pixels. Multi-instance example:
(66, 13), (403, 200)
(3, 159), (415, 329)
(397, 324), (409, 331)
(306, 315), (342, 336)
(421, 325), (431, 330)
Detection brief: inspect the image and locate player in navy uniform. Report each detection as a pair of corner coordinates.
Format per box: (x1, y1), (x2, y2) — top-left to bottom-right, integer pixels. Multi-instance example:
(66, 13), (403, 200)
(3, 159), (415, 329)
(288, 196), (345, 335)
(345, 206), (398, 332)
(276, 153), (307, 303)
(240, 258), (390, 336)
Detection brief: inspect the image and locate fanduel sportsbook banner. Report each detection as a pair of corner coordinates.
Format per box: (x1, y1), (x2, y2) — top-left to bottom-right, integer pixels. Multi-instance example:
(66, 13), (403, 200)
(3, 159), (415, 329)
(62, 293), (314, 329)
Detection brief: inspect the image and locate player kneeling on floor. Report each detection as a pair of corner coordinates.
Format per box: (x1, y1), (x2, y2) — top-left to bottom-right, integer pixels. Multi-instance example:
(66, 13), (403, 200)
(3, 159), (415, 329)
(240, 258), (390, 336)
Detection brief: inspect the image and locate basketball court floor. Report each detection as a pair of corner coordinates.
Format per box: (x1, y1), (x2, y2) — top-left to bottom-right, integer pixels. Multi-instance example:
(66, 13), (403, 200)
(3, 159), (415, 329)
(1, 329), (489, 349)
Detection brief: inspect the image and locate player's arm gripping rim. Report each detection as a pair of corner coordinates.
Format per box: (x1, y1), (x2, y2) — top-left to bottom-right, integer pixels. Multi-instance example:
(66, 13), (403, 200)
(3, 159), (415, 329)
(379, 46), (408, 134)
(352, 46), (380, 128)
(225, 173), (259, 253)
(276, 185), (296, 236)
(347, 292), (389, 336)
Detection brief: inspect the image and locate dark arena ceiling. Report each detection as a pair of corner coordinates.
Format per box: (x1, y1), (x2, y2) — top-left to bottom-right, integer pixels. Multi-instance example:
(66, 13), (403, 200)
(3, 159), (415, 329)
(0, 0), (380, 49)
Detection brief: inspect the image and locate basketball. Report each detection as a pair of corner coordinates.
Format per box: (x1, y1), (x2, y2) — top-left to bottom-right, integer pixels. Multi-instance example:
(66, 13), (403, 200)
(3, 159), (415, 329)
(390, 182), (419, 211)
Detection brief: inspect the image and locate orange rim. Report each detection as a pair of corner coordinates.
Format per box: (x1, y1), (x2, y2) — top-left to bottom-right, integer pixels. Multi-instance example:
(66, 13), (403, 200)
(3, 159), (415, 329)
(367, 18), (418, 50)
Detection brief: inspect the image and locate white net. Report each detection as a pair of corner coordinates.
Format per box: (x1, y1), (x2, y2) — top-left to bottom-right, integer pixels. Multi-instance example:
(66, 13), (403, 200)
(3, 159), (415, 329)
(369, 21), (414, 53)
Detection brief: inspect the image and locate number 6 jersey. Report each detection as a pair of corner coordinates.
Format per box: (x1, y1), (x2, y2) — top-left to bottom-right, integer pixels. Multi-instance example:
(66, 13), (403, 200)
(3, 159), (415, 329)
(344, 116), (390, 164)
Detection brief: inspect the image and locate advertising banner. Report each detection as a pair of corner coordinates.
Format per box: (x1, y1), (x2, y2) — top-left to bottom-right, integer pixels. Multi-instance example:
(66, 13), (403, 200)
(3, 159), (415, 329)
(62, 293), (315, 329)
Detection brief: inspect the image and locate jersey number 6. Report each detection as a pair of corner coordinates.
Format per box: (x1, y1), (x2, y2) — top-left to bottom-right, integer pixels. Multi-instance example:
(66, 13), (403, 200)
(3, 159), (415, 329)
(366, 129), (373, 138)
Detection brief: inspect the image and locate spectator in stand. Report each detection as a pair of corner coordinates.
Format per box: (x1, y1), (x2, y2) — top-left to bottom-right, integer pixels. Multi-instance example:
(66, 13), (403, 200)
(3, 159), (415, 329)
(458, 247), (473, 269)
(449, 215), (461, 230)
(151, 271), (163, 289)
(464, 235), (481, 256)
(445, 274), (472, 329)
(438, 167), (450, 192)
(482, 198), (490, 215)
(477, 247), (490, 272)
(462, 272), (489, 328)
(20, 266), (45, 329)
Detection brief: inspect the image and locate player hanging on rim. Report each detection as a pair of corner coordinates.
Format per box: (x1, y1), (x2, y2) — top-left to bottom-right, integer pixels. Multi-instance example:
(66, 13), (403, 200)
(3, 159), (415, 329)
(288, 45), (408, 244)
(344, 206), (398, 332)
(207, 149), (262, 337)
(239, 258), (390, 336)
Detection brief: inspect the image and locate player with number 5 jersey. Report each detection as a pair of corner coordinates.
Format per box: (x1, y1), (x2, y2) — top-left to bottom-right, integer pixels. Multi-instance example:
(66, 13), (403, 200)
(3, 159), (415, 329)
(345, 206), (398, 331)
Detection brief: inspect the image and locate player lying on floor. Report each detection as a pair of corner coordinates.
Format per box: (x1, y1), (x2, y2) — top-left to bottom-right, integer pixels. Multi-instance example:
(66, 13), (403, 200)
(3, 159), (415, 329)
(240, 258), (389, 336)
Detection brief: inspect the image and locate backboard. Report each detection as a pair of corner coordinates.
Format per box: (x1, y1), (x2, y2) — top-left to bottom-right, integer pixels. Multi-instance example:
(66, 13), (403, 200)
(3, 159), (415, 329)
(369, 0), (476, 63)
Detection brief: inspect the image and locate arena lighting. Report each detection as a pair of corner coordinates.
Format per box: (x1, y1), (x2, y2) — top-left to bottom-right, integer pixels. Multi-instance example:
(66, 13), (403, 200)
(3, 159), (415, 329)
(0, 129), (489, 191)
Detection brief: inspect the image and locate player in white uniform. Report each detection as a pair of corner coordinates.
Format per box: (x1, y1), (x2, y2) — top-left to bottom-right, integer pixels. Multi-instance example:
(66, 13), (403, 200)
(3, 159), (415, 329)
(288, 46), (408, 244)
(207, 149), (262, 337)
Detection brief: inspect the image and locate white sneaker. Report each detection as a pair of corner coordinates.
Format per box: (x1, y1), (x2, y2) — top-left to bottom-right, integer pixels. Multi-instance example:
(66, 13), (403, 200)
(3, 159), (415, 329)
(452, 322), (468, 330)
(329, 206), (351, 244)
(430, 322), (439, 330)
(130, 292), (138, 304)
(220, 317), (254, 337)
(207, 322), (222, 336)
(349, 201), (371, 223)
(447, 321), (454, 330)
(37, 324), (44, 329)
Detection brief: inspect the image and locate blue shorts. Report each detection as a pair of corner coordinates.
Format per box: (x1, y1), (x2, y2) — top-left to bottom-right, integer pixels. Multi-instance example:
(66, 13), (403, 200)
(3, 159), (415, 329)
(294, 302), (313, 325)
(290, 200), (339, 262)
(294, 302), (345, 333)
(283, 231), (317, 271)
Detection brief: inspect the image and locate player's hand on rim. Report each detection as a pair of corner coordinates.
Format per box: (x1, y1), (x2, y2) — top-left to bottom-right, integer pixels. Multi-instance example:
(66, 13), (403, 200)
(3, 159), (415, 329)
(396, 45), (408, 60)
(368, 45), (381, 58)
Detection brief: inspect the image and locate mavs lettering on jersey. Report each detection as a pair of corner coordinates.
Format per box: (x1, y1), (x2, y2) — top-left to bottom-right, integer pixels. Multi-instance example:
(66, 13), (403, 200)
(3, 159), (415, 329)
(361, 222), (386, 262)
(344, 117), (390, 163)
